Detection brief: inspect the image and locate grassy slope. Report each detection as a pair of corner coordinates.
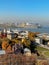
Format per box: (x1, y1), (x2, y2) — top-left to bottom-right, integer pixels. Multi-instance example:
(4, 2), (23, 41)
(36, 46), (49, 57)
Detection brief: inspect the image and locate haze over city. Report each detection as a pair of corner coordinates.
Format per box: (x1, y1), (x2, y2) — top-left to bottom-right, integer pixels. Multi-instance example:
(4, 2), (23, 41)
(0, 0), (49, 26)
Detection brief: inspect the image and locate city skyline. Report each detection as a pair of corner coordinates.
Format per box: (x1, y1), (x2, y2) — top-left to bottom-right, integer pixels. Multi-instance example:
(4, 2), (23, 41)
(0, 0), (49, 26)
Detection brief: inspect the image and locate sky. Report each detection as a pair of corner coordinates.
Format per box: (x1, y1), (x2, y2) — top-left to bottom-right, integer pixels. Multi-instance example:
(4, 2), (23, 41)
(0, 0), (49, 25)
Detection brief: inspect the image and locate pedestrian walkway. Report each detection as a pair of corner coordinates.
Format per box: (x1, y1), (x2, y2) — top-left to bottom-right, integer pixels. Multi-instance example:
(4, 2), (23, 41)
(39, 44), (49, 50)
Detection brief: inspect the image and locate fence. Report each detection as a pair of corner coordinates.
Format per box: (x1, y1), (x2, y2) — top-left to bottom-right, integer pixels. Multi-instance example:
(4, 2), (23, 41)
(0, 54), (37, 65)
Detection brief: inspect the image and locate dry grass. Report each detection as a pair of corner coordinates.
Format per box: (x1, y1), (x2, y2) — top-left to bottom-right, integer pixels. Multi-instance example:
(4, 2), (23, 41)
(0, 54), (37, 65)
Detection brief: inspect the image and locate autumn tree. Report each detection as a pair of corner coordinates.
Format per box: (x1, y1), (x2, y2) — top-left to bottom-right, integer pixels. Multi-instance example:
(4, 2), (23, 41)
(0, 38), (2, 49)
(2, 38), (12, 51)
(22, 38), (31, 48)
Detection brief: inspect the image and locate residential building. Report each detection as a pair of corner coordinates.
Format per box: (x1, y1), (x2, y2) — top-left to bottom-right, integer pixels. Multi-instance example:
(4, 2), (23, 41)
(35, 37), (42, 44)
(19, 31), (28, 38)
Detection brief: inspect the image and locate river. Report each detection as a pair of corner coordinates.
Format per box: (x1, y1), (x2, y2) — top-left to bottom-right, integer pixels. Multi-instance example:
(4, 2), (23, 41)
(14, 27), (49, 33)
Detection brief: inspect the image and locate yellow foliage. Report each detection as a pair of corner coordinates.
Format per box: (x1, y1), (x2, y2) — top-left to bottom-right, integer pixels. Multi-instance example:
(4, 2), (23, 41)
(12, 38), (21, 44)
(22, 38), (30, 47)
(28, 32), (35, 41)
(6, 45), (12, 51)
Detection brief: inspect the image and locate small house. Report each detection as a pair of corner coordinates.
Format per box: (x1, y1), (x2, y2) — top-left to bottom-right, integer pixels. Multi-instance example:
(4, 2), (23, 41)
(35, 37), (42, 44)
(7, 32), (18, 40)
(19, 31), (28, 38)
(36, 33), (49, 45)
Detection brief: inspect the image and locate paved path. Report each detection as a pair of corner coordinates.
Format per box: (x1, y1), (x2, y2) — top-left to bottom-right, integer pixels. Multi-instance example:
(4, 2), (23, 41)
(38, 44), (49, 50)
